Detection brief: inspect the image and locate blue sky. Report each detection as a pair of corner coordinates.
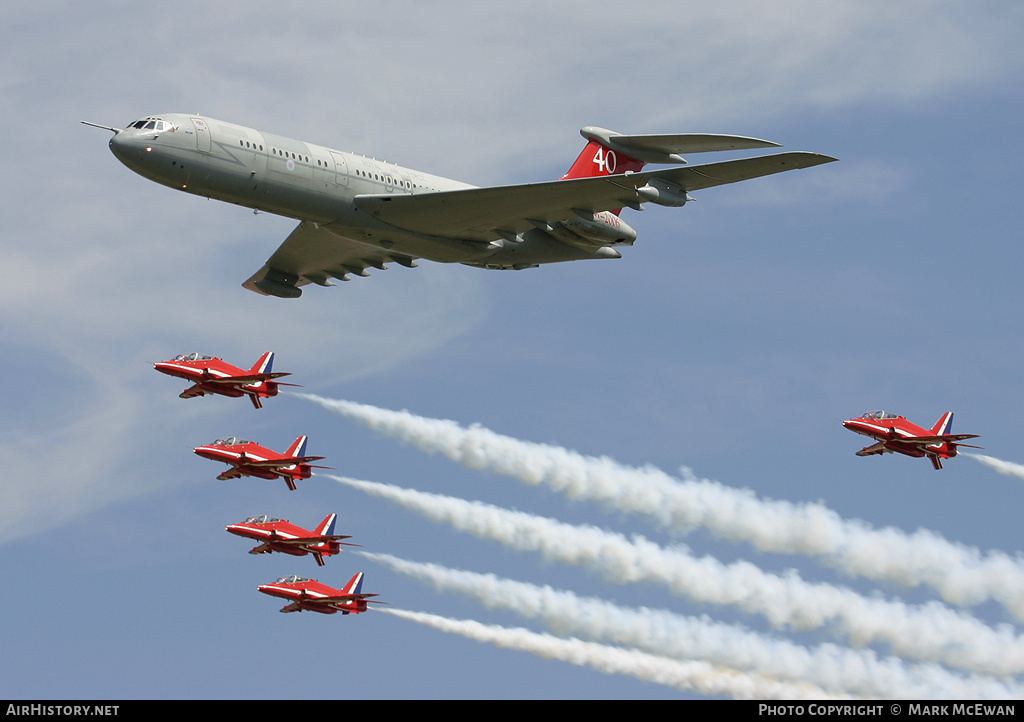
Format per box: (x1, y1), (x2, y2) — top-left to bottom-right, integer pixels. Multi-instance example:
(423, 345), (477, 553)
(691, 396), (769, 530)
(3, 1), (1024, 699)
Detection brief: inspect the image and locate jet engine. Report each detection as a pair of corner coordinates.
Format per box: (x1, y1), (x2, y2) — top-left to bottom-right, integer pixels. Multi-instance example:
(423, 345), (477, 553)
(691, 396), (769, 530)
(636, 178), (692, 207)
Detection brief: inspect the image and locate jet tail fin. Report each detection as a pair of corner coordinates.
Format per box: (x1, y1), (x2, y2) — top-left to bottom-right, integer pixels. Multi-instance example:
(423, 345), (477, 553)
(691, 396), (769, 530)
(560, 127), (783, 180)
(249, 351), (275, 375)
(341, 572), (364, 597)
(314, 513), (337, 537)
(285, 435), (309, 458)
(930, 412), (955, 437)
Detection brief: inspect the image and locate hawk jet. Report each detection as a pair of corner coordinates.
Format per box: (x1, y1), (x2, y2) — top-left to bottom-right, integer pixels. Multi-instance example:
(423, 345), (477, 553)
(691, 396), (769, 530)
(193, 435), (330, 490)
(257, 572), (384, 614)
(226, 513), (358, 566)
(153, 351), (297, 409)
(842, 411), (981, 470)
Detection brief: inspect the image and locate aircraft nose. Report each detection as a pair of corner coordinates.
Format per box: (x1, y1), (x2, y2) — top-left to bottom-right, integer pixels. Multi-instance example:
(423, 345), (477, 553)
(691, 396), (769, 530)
(108, 130), (149, 168)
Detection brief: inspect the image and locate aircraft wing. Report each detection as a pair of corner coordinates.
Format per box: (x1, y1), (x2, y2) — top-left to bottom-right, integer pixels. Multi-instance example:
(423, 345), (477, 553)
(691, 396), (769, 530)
(355, 151), (837, 242)
(317, 593), (380, 603)
(180, 383), (206, 399)
(203, 372), (292, 384)
(900, 434), (982, 445)
(274, 535), (357, 546)
(243, 221), (420, 296)
(245, 456), (327, 468)
(855, 442), (890, 457)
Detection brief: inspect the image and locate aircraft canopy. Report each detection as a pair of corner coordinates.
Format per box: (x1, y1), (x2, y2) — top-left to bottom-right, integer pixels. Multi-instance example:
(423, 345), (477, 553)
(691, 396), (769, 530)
(212, 437), (250, 446)
(246, 515), (282, 524)
(860, 411), (902, 420)
(276, 575), (310, 584)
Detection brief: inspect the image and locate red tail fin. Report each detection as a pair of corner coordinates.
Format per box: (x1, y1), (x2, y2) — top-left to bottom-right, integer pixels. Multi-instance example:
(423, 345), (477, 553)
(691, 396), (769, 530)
(930, 412), (954, 436)
(284, 435), (308, 458)
(249, 351), (274, 375)
(560, 140), (645, 180)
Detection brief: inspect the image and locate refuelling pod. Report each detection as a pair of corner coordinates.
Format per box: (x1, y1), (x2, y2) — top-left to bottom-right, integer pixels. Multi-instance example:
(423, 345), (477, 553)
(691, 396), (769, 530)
(636, 178), (692, 207)
(561, 214), (638, 246)
(253, 276), (302, 298)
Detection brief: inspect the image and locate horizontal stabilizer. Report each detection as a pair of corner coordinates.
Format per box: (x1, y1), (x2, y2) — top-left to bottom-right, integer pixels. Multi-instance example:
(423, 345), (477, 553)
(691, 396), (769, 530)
(581, 127), (781, 164)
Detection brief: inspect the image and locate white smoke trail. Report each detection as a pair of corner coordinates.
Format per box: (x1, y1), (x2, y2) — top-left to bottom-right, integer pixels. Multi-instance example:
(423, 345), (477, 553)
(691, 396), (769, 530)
(303, 394), (1024, 620)
(970, 454), (1024, 482)
(329, 474), (1024, 676)
(365, 552), (1022, 699)
(379, 608), (847, 700)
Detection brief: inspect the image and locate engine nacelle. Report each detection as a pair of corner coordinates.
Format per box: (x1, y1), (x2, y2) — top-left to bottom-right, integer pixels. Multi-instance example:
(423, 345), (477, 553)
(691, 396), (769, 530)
(636, 178), (691, 207)
(561, 212), (638, 246)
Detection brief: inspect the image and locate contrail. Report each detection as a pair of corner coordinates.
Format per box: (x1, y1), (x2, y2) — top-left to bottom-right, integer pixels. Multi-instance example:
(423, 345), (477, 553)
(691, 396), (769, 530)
(365, 552), (1022, 699)
(329, 474), (1024, 676)
(303, 395), (1024, 619)
(378, 608), (847, 700)
(970, 454), (1024, 482)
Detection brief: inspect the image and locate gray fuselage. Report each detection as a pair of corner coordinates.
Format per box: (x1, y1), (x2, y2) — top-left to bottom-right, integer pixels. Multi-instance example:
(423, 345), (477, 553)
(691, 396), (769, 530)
(108, 113), (605, 268)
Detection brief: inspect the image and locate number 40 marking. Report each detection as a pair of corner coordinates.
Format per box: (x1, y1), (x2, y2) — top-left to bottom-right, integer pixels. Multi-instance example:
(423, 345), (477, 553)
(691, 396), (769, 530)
(592, 147), (617, 174)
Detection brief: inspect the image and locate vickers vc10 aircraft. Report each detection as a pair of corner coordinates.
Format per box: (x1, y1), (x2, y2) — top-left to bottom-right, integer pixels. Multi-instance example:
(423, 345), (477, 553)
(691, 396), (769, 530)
(84, 114), (836, 298)
(842, 411), (982, 470)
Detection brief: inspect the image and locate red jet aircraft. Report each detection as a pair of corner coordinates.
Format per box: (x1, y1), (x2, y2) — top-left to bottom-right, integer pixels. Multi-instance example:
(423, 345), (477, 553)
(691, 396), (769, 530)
(257, 572), (384, 614)
(226, 513), (358, 566)
(193, 435), (330, 490)
(842, 411), (981, 470)
(154, 351), (298, 409)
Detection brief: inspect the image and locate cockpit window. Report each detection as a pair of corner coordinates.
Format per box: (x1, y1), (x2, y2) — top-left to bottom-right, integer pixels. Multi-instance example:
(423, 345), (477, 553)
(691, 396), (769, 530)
(128, 118), (175, 132)
(212, 437), (250, 446)
(861, 411), (901, 420)
(276, 575), (310, 584)
(246, 515), (283, 524)
(174, 352), (214, 362)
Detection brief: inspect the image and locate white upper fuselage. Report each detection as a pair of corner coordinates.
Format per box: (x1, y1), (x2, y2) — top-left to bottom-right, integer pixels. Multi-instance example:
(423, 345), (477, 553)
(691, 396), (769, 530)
(108, 113), (498, 265)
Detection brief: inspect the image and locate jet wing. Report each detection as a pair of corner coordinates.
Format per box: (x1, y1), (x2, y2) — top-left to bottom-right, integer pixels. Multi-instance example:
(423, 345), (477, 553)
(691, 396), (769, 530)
(355, 152), (837, 242)
(899, 434), (982, 445)
(855, 442), (890, 457)
(245, 456), (327, 468)
(180, 383), (206, 399)
(203, 372), (292, 384)
(273, 535), (356, 546)
(243, 221), (420, 296)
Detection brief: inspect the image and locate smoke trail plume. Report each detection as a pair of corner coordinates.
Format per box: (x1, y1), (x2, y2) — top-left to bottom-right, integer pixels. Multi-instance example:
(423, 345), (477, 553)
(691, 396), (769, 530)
(970, 454), (1024, 482)
(379, 608), (846, 699)
(365, 552), (1022, 699)
(304, 394), (1024, 619)
(330, 475), (1024, 676)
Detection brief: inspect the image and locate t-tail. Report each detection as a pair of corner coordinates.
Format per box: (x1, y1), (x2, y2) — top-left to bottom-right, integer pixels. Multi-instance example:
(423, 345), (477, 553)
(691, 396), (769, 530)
(559, 127), (783, 212)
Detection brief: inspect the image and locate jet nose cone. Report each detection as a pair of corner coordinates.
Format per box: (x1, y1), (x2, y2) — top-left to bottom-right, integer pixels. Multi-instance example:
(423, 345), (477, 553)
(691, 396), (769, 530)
(108, 130), (149, 169)
(108, 130), (130, 160)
